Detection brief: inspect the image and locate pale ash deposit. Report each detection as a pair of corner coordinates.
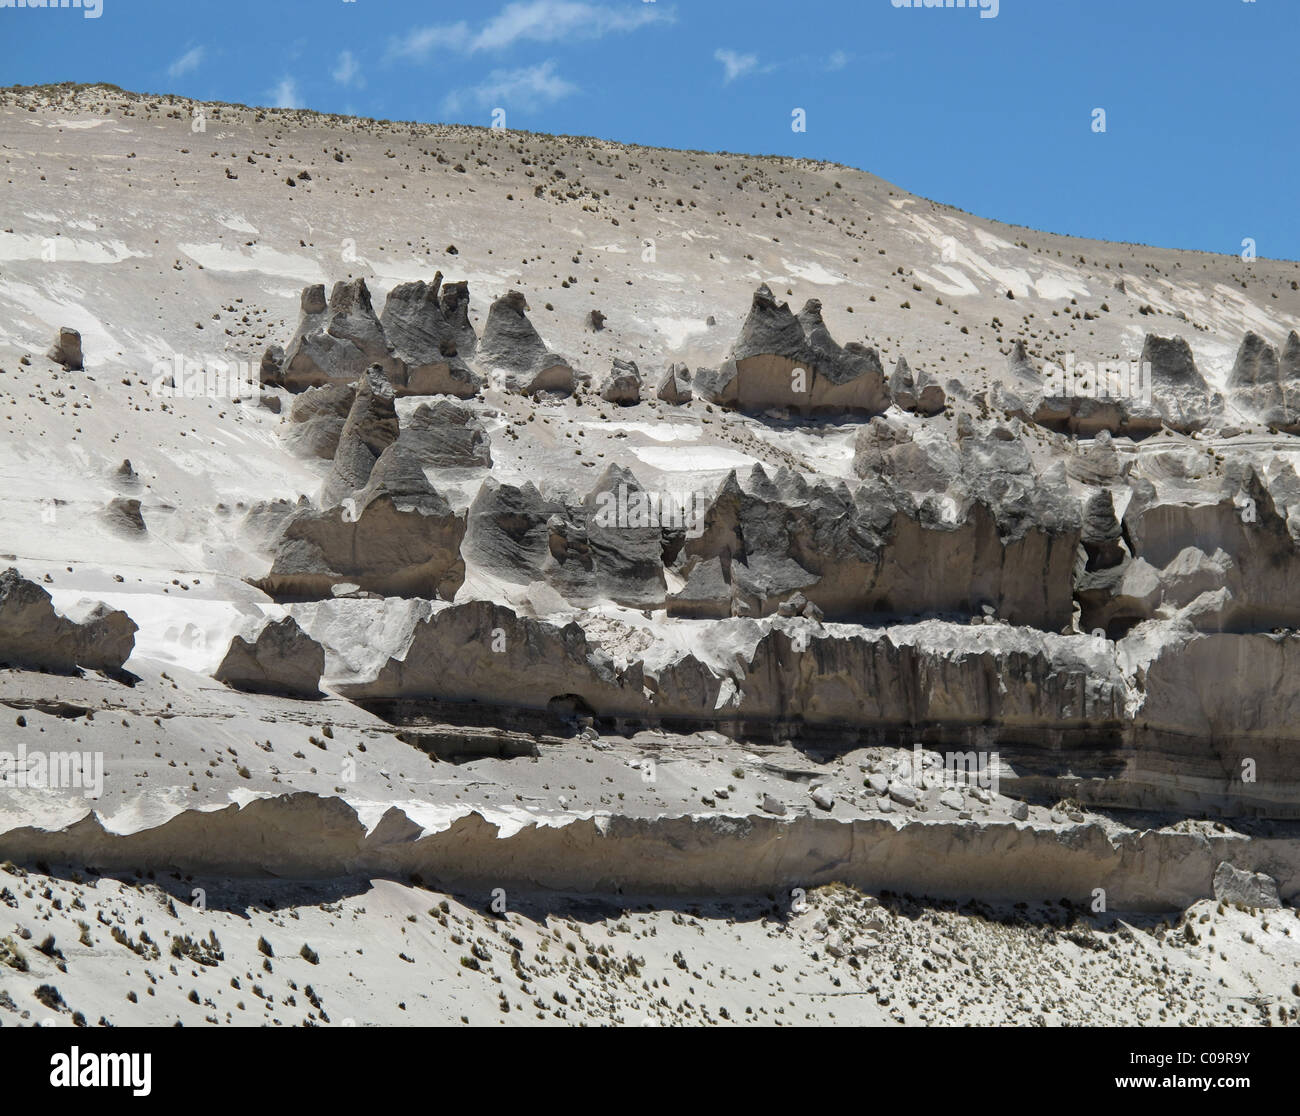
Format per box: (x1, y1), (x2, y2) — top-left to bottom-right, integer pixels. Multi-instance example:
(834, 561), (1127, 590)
(0, 85), (1297, 1028)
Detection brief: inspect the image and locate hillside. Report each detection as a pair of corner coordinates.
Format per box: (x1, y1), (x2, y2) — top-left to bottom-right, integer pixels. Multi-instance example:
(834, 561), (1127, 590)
(0, 83), (1297, 1028)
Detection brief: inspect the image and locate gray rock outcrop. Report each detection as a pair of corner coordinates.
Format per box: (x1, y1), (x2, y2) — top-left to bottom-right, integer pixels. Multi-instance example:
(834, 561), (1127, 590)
(1141, 333), (1220, 433)
(697, 287), (889, 415)
(890, 357), (945, 415)
(0, 568), (136, 675)
(1212, 862), (1282, 909)
(279, 279), (403, 391)
(320, 367), (399, 507)
(463, 479), (566, 588)
(436, 280), (477, 360)
(477, 290), (575, 395)
(101, 497), (146, 535)
(259, 342), (285, 387)
(656, 363), (693, 404)
(214, 616), (325, 698)
(579, 464), (668, 608)
(255, 469), (467, 602)
(46, 326), (83, 371)
(464, 467), (670, 609)
(598, 358), (642, 405)
(378, 276), (482, 398)
(399, 399), (492, 469)
(1115, 461), (1300, 631)
(284, 382), (357, 459)
(1226, 330), (1300, 432)
(337, 599), (642, 716)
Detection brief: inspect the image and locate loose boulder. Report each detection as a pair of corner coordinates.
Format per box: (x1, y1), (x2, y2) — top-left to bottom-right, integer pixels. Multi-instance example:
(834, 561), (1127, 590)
(46, 327), (83, 371)
(1212, 861), (1282, 909)
(598, 358), (642, 405)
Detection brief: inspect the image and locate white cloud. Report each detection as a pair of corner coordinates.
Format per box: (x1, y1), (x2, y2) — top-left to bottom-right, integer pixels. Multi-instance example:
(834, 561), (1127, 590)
(714, 48), (758, 84)
(387, 22), (471, 62)
(167, 46), (204, 79)
(270, 78), (302, 109)
(332, 50), (363, 87)
(442, 60), (577, 116)
(827, 50), (850, 71)
(470, 0), (670, 51)
(392, 2), (671, 62)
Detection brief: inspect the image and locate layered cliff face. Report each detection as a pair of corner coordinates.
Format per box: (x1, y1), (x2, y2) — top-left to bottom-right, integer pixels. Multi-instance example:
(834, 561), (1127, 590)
(249, 266), (1300, 819)
(670, 463), (1081, 627)
(323, 596), (1298, 815)
(2, 85), (1299, 975)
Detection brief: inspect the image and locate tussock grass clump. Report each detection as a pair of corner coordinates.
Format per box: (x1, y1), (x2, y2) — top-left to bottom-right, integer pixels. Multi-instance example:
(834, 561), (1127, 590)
(170, 931), (224, 967)
(34, 984), (65, 1011)
(0, 935), (29, 972)
(110, 924), (160, 960)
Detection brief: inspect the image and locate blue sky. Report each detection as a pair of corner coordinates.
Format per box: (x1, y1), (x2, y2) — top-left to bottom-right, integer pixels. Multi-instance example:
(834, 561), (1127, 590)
(5, 0), (1298, 260)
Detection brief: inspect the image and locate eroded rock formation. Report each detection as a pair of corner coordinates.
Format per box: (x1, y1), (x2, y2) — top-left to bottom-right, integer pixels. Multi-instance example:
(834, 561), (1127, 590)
(278, 279), (403, 390)
(214, 616), (325, 698)
(379, 276), (482, 398)
(320, 367), (399, 507)
(283, 382), (357, 459)
(477, 290), (575, 395)
(1227, 330), (1300, 432)
(0, 568), (136, 675)
(698, 287), (889, 415)
(255, 469), (466, 603)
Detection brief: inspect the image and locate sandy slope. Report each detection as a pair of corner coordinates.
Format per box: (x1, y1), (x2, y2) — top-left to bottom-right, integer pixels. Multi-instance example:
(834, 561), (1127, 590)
(2, 866), (1297, 1027)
